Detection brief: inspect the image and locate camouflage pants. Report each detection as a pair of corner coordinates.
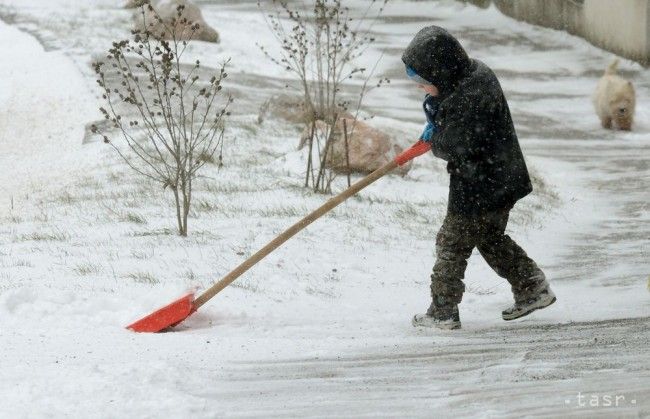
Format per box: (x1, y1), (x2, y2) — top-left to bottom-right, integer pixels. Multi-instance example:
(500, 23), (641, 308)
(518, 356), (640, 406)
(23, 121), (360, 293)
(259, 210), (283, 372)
(431, 209), (545, 305)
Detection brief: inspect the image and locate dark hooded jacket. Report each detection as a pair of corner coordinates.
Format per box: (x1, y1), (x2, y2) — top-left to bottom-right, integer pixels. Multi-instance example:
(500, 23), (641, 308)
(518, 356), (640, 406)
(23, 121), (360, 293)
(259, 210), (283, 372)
(402, 26), (532, 216)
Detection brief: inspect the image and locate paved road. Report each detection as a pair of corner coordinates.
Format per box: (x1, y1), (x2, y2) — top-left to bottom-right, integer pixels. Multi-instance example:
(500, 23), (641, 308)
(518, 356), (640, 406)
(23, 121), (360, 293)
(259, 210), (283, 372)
(212, 317), (650, 417)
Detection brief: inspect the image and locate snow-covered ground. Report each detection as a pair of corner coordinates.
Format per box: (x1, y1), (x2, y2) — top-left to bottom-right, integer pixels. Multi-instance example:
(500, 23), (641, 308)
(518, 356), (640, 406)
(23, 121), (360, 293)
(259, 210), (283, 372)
(0, 0), (648, 417)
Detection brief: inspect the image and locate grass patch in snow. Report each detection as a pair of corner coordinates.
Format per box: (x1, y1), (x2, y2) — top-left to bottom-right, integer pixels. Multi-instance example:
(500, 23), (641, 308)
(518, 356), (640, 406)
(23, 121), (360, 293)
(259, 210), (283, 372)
(125, 271), (159, 284)
(129, 228), (175, 237)
(3, 214), (23, 223)
(204, 181), (275, 195)
(230, 276), (260, 293)
(55, 190), (76, 205)
(119, 211), (147, 225)
(130, 249), (154, 260)
(182, 269), (198, 281)
(257, 205), (304, 218)
(194, 199), (219, 213)
(0, 258), (33, 268)
(73, 262), (103, 276)
(19, 231), (69, 242)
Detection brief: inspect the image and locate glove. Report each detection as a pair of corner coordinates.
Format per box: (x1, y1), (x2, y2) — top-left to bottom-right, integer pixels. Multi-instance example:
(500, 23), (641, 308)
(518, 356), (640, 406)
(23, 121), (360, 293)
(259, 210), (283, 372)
(420, 122), (437, 143)
(420, 94), (440, 143)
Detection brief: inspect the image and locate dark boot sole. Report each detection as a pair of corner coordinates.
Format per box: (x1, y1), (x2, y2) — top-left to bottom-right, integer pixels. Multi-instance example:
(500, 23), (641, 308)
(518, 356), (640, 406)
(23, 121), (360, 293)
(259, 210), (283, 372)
(502, 296), (557, 321)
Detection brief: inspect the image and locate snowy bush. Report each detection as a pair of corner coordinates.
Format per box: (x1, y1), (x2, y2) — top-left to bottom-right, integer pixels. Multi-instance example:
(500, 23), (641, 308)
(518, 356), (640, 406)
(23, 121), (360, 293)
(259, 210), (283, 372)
(92, 1), (232, 236)
(257, 0), (389, 193)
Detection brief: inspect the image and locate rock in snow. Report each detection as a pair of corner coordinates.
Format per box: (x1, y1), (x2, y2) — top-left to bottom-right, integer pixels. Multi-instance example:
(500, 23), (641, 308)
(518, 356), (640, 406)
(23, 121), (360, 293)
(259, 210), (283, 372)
(123, 0), (147, 8)
(132, 0), (220, 43)
(300, 117), (412, 176)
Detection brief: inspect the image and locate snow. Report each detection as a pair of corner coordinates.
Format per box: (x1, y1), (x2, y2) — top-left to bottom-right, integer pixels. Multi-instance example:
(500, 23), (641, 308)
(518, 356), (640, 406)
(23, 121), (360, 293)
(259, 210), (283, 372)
(0, 20), (100, 205)
(0, 0), (648, 417)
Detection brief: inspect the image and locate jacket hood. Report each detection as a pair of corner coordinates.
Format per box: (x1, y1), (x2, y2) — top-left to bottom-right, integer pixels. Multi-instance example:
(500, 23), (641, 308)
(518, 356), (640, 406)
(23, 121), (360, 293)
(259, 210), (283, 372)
(401, 26), (472, 98)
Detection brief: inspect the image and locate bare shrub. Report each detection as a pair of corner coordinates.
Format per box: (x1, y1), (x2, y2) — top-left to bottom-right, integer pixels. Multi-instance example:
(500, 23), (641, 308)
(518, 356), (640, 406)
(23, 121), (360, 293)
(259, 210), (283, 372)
(92, 1), (232, 236)
(258, 0), (389, 193)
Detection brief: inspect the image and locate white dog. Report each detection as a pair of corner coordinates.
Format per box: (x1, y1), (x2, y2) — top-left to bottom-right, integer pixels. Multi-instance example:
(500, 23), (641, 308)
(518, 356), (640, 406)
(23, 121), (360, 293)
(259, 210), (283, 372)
(592, 59), (635, 131)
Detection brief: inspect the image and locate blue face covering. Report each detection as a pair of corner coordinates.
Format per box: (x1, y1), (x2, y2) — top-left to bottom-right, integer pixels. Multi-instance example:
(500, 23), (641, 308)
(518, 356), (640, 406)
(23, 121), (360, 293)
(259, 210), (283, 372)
(406, 65), (433, 85)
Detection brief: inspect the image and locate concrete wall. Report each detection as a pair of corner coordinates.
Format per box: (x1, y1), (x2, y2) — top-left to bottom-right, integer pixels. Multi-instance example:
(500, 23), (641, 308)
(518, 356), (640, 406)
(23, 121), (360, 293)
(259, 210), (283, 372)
(493, 0), (584, 34)
(485, 0), (650, 66)
(582, 0), (649, 65)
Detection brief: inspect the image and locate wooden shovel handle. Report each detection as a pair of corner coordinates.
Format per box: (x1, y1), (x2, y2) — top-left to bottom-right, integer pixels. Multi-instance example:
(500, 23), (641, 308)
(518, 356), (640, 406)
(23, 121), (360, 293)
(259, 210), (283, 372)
(193, 140), (431, 309)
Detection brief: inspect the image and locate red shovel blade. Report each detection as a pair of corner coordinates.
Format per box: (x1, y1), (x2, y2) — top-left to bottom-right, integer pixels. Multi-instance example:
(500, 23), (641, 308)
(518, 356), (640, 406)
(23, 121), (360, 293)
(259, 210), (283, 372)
(126, 293), (195, 333)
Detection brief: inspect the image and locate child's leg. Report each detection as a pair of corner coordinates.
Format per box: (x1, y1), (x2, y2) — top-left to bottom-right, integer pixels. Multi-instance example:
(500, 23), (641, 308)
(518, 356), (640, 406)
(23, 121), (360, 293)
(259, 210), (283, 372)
(475, 209), (546, 297)
(430, 213), (476, 307)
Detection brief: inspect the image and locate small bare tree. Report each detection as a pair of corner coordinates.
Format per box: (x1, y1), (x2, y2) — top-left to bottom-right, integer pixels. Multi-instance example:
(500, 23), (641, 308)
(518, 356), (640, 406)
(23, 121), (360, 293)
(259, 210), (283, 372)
(258, 0), (389, 193)
(92, 1), (232, 236)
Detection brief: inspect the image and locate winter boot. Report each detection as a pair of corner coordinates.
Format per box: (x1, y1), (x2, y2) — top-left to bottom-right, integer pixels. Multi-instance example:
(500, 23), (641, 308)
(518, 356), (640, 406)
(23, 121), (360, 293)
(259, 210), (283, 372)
(412, 296), (461, 330)
(502, 282), (556, 321)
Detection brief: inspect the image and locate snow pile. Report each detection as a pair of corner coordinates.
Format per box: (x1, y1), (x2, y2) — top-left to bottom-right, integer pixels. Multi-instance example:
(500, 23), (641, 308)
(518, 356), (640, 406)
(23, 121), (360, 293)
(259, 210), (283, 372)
(0, 20), (100, 214)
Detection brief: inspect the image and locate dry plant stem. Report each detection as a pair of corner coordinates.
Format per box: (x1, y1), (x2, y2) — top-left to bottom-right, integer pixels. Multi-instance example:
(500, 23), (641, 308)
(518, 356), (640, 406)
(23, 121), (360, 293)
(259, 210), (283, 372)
(315, 112), (338, 193)
(343, 118), (351, 187)
(305, 120), (316, 188)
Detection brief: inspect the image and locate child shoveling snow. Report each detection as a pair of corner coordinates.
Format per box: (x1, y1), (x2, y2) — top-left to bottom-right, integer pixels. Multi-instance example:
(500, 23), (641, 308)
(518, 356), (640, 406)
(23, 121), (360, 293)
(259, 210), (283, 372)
(402, 26), (556, 330)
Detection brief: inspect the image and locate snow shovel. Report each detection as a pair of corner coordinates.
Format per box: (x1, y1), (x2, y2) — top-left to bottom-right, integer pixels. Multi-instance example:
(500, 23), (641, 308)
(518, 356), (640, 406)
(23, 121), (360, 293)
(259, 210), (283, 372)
(127, 140), (432, 332)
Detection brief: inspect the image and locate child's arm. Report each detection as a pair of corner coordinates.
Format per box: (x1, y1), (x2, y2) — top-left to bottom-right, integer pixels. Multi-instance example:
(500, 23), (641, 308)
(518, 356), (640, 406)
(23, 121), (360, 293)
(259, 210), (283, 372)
(428, 104), (493, 163)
